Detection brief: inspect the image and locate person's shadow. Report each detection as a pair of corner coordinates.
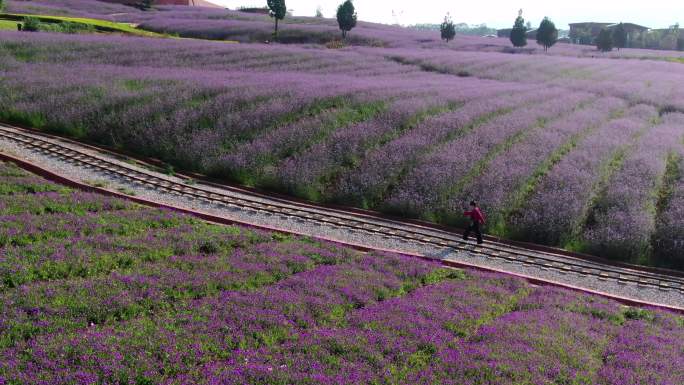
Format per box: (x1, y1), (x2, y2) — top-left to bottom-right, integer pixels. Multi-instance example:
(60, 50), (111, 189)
(425, 241), (478, 261)
(426, 247), (453, 261)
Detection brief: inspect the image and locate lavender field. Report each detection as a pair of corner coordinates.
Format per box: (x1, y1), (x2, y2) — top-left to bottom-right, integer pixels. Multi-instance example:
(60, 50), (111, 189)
(0, 160), (681, 384)
(1, 0), (684, 268)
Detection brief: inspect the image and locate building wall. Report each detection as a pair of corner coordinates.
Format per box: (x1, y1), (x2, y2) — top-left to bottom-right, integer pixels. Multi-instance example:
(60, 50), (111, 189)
(569, 23), (611, 44)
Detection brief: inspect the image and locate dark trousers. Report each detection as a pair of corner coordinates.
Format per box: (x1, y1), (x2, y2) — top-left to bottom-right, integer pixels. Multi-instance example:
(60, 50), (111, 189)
(463, 221), (483, 244)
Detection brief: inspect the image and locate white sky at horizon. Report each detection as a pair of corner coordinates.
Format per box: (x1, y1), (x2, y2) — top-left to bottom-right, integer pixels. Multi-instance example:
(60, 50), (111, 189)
(210, 0), (682, 29)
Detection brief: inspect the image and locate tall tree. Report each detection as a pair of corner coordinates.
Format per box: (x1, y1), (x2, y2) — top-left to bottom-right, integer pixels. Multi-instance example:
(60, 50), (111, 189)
(440, 13), (456, 42)
(536, 17), (558, 51)
(267, 0), (287, 41)
(336, 0), (357, 39)
(141, 0), (154, 10)
(315, 5), (323, 18)
(596, 28), (613, 52)
(0, 0), (5, 11)
(510, 9), (528, 48)
(612, 23), (627, 50)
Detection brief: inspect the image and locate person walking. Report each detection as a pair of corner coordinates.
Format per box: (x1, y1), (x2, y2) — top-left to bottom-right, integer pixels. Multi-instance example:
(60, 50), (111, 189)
(463, 200), (485, 245)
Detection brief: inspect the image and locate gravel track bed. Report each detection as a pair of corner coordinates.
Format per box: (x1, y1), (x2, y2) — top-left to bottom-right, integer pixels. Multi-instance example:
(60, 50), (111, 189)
(0, 128), (682, 309)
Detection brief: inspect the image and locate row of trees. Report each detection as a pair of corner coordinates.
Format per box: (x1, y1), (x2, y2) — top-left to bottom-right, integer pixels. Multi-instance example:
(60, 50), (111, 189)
(511, 14), (643, 53)
(510, 10), (558, 51)
(266, 0), (357, 41)
(441, 10), (559, 51)
(574, 23), (683, 51)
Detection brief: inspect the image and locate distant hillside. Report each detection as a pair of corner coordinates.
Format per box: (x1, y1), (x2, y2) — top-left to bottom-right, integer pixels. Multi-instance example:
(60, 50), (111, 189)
(100, 0), (219, 5)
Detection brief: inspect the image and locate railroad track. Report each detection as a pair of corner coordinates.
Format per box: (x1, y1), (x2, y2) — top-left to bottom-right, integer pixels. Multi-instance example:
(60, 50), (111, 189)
(1, 124), (684, 295)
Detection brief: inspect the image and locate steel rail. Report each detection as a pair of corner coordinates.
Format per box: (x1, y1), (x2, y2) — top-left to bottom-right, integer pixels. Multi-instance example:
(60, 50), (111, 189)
(1, 125), (683, 293)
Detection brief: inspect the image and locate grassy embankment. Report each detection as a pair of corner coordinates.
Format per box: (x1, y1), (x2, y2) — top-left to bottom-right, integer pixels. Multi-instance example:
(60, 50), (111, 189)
(0, 13), (165, 37)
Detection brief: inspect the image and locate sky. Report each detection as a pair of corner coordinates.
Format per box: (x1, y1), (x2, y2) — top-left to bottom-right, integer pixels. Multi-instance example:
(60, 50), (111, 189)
(211, 0), (681, 29)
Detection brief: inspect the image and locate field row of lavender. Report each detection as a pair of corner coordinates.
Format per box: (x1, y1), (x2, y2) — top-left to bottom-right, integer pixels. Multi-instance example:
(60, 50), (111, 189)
(4, 0), (433, 47)
(0, 161), (682, 384)
(1, 29), (683, 267)
(385, 49), (684, 109)
(10, 0), (684, 61)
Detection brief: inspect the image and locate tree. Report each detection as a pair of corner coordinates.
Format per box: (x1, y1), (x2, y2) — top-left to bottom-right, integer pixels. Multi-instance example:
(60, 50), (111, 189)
(536, 17), (558, 51)
(336, 0), (357, 39)
(315, 5), (323, 18)
(612, 23), (627, 50)
(510, 9), (528, 48)
(0, 0), (4, 12)
(267, 0), (287, 41)
(440, 13), (456, 42)
(596, 28), (613, 52)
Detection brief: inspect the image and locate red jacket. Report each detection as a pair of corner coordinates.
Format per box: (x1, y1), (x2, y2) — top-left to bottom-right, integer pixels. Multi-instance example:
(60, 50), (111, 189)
(464, 207), (486, 224)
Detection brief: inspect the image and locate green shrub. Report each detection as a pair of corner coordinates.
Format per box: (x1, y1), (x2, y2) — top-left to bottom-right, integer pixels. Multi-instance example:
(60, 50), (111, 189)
(54, 21), (96, 34)
(325, 39), (346, 49)
(198, 239), (220, 255)
(19, 17), (95, 34)
(22, 17), (41, 32)
(623, 307), (654, 322)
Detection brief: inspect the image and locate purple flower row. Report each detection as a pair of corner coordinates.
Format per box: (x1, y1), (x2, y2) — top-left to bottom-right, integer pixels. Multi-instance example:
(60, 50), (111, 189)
(385, 90), (592, 218)
(386, 49), (684, 109)
(652, 143), (684, 267)
(331, 84), (549, 206)
(460, 96), (627, 227)
(1, 163), (684, 384)
(580, 113), (684, 261)
(508, 104), (659, 245)
(0, 252), (444, 383)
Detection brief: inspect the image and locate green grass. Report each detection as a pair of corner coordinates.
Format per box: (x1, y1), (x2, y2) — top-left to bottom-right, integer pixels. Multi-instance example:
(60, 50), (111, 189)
(1, 13), (239, 43)
(665, 57), (684, 64)
(0, 13), (166, 37)
(0, 19), (20, 31)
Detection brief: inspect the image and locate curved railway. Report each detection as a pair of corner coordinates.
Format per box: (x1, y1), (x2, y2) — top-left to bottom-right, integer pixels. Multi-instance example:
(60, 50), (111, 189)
(1, 123), (683, 300)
